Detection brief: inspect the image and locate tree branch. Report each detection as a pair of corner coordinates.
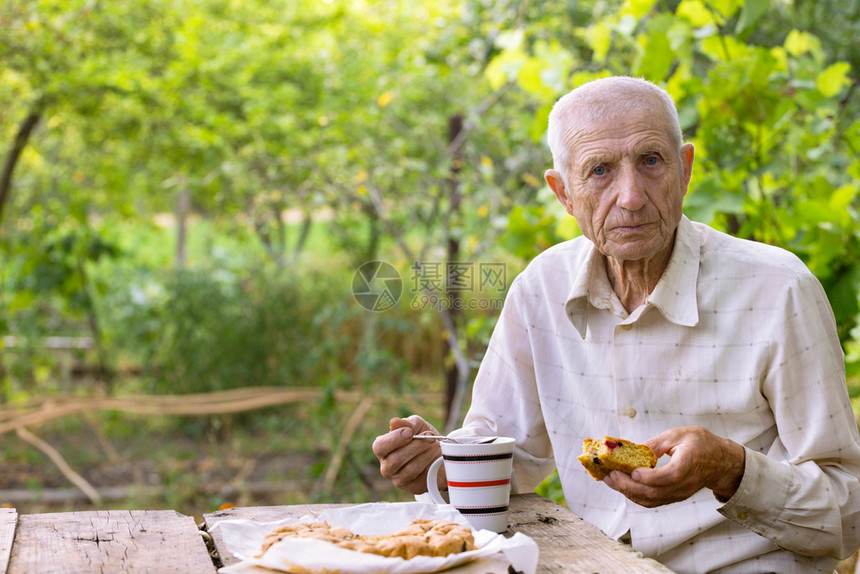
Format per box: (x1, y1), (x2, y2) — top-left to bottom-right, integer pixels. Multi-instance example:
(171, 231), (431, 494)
(16, 426), (102, 505)
(322, 396), (373, 493)
(440, 307), (471, 433)
(0, 108), (42, 225)
(446, 86), (510, 159)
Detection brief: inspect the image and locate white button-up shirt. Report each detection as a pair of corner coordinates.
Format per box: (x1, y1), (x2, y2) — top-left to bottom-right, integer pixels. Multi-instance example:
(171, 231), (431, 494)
(457, 216), (860, 573)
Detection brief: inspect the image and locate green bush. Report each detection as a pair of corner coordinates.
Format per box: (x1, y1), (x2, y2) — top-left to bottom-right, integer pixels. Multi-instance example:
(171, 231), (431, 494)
(535, 469), (565, 506)
(103, 264), (332, 393)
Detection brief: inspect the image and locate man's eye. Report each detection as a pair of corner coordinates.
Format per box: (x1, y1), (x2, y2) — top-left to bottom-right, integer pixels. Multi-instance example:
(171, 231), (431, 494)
(592, 165), (606, 176)
(644, 156), (659, 166)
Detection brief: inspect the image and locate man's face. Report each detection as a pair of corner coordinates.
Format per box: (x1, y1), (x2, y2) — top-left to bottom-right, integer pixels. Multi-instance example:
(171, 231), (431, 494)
(547, 109), (694, 262)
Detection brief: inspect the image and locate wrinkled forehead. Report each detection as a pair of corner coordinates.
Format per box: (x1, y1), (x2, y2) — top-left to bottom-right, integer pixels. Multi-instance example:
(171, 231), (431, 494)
(563, 107), (678, 156)
(557, 87), (681, 143)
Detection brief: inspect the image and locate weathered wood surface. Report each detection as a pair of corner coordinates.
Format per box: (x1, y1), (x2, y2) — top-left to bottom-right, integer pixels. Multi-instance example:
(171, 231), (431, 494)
(0, 508), (16, 574)
(205, 493), (675, 573)
(507, 493), (674, 573)
(6, 509), (215, 574)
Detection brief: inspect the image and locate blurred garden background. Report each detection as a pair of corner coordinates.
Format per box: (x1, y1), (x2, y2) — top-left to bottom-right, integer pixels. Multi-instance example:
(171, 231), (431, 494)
(0, 0), (858, 529)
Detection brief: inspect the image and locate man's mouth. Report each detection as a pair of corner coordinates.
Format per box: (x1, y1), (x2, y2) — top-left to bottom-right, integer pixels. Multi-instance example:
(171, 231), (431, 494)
(611, 222), (653, 232)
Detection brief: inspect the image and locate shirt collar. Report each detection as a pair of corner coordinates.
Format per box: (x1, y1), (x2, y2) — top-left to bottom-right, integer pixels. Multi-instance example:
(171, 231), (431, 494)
(565, 215), (702, 339)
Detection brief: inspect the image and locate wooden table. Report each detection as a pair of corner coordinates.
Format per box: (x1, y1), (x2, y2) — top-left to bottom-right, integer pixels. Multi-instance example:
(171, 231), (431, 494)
(0, 494), (675, 573)
(1, 508), (216, 573)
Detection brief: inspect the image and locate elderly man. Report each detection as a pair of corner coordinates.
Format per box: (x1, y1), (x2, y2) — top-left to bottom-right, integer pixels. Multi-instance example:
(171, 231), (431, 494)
(372, 77), (860, 573)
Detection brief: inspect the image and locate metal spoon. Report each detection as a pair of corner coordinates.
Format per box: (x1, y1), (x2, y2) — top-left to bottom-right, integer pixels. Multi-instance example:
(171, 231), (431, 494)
(412, 435), (498, 444)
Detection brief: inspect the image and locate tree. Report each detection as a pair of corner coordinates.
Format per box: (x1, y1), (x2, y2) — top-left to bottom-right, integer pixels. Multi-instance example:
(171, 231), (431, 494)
(1, 0), (856, 409)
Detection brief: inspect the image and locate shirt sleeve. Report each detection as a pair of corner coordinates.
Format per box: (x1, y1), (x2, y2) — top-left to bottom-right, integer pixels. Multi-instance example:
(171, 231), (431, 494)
(451, 276), (556, 493)
(717, 271), (860, 559)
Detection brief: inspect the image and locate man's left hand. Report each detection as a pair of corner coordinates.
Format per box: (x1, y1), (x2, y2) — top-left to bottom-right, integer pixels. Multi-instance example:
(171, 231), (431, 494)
(603, 426), (745, 508)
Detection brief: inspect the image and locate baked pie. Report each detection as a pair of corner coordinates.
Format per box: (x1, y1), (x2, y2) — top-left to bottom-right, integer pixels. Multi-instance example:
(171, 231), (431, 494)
(260, 518), (475, 560)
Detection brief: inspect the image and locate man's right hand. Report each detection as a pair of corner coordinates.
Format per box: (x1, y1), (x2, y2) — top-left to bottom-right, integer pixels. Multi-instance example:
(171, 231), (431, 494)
(372, 415), (444, 494)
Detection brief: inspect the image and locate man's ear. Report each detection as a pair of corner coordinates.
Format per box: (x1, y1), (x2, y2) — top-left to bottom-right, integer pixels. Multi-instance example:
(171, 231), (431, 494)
(680, 143), (695, 197)
(545, 169), (575, 215)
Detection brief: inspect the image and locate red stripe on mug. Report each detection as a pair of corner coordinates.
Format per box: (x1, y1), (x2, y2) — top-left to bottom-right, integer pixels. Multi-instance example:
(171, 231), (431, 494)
(447, 478), (511, 488)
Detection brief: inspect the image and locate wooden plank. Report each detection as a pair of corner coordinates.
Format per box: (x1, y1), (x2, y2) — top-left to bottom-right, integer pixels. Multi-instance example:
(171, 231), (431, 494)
(509, 493), (675, 573)
(205, 494), (675, 574)
(7, 510), (216, 574)
(0, 508), (17, 573)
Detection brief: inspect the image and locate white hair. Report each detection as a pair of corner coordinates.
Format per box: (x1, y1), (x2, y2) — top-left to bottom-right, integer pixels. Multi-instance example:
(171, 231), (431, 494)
(547, 76), (683, 175)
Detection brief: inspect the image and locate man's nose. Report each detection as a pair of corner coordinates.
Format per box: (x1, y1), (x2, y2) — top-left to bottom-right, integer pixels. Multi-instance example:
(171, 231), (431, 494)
(615, 164), (647, 211)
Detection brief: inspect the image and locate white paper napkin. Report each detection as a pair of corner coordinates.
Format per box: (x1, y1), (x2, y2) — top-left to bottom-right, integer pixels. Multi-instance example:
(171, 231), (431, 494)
(214, 501), (538, 574)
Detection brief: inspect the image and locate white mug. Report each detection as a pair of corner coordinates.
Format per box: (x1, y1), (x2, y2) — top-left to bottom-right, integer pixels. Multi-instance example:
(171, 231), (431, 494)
(426, 436), (515, 533)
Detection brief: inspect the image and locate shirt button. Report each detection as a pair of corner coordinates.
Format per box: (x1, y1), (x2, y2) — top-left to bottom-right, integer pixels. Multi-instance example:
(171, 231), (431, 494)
(736, 511), (748, 520)
(625, 408), (637, 418)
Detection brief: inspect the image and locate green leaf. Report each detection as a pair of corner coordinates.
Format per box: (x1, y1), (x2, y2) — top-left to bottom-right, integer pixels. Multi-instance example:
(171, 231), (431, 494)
(636, 30), (674, 82)
(529, 104), (553, 142)
(700, 35), (750, 61)
(850, 159), (860, 181)
(623, 0), (659, 19)
(586, 22), (612, 62)
(816, 62), (852, 97)
(830, 184), (858, 213)
(533, 41), (574, 94)
(677, 0), (716, 27)
(784, 29), (819, 57)
(683, 177), (745, 225)
(498, 205), (563, 259)
(555, 216), (581, 240)
(485, 48), (527, 90)
(735, 0), (771, 35)
(517, 57), (555, 101)
(709, 0), (743, 19)
(818, 263), (860, 343)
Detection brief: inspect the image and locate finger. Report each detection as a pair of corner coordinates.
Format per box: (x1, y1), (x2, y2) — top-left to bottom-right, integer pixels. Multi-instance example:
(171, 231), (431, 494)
(643, 440), (670, 459)
(390, 415), (439, 436)
(405, 415), (440, 435)
(603, 469), (634, 491)
(643, 428), (683, 458)
(384, 440), (442, 493)
(399, 462), (442, 495)
(604, 471), (649, 500)
(605, 471), (675, 508)
(393, 444), (443, 484)
(389, 417), (414, 432)
(372, 427), (413, 460)
(631, 460), (686, 487)
(378, 429), (439, 477)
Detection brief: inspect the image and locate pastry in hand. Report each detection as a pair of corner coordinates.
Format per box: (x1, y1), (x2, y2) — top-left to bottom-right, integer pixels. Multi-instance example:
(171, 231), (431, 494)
(578, 436), (657, 481)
